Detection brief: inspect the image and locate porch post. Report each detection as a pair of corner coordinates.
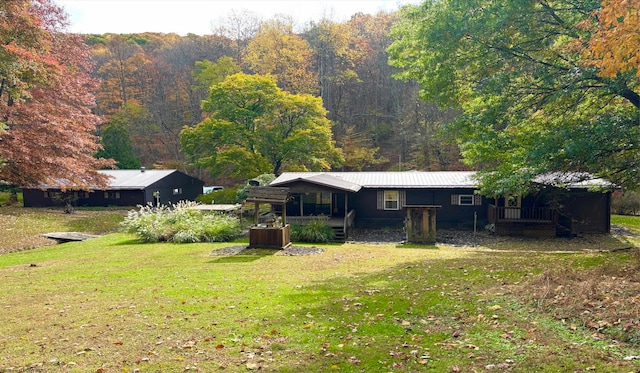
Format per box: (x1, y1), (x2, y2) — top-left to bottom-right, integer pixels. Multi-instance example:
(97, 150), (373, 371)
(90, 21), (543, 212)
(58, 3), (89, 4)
(254, 202), (259, 226)
(282, 202), (287, 225)
(300, 194), (304, 217)
(343, 193), (348, 234)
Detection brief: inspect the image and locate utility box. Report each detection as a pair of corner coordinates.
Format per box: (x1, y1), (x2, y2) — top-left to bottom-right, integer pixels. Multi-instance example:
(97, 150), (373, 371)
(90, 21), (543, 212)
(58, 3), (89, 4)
(405, 205), (441, 244)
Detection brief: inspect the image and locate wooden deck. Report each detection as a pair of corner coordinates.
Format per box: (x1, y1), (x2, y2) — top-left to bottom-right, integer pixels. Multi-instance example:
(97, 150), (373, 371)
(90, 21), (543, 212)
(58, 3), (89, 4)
(43, 232), (100, 243)
(488, 205), (559, 237)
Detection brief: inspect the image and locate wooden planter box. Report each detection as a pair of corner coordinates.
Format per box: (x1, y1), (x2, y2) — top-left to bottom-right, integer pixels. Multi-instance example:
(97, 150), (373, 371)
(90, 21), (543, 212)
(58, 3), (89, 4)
(249, 224), (291, 249)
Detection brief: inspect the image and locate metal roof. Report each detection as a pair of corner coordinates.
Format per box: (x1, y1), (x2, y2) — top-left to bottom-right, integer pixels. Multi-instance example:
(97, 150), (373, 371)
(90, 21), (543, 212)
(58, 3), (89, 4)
(98, 169), (178, 190)
(270, 173), (363, 192)
(271, 171), (479, 189)
(272, 171), (613, 191)
(533, 172), (614, 189)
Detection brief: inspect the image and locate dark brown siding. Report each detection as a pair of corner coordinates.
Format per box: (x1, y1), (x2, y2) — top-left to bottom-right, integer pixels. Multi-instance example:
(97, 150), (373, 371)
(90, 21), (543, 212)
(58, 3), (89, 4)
(352, 188), (488, 229)
(560, 190), (611, 233)
(22, 171), (204, 208)
(146, 172), (204, 206)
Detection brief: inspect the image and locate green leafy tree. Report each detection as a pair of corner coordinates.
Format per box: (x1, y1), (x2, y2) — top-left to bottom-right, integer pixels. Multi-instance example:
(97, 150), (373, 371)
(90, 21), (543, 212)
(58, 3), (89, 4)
(96, 123), (141, 169)
(180, 73), (343, 179)
(388, 0), (640, 194)
(192, 56), (241, 92)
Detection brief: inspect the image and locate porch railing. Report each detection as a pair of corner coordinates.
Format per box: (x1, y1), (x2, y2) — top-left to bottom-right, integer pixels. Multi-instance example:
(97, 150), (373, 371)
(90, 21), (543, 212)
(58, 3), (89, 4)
(285, 215), (330, 225)
(345, 210), (356, 227)
(488, 205), (557, 223)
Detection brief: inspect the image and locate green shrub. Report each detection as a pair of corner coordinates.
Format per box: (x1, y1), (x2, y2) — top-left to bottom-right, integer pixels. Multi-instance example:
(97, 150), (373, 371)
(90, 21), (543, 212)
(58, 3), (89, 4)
(121, 201), (241, 243)
(196, 188), (238, 204)
(290, 219), (335, 243)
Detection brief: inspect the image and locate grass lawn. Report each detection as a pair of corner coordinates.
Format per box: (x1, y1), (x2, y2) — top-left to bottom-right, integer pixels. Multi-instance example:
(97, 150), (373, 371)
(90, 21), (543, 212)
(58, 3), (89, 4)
(0, 211), (639, 372)
(0, 206), (126, 254)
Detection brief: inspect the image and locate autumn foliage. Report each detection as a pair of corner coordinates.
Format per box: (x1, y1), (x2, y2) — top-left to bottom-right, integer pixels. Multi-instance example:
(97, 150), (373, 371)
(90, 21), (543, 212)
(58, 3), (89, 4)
(0, 0), (112, 189)
(581, 0), (640, 78)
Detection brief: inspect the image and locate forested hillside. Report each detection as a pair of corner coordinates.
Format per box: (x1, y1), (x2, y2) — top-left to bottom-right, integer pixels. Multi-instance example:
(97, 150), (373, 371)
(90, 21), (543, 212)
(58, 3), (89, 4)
(84, 11), (465, 185)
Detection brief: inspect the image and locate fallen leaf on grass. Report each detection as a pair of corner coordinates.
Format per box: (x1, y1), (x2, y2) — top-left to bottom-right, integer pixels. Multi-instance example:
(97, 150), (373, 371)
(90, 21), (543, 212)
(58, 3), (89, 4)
(246, 362), (260, 370)
(347, 356), (361, 364)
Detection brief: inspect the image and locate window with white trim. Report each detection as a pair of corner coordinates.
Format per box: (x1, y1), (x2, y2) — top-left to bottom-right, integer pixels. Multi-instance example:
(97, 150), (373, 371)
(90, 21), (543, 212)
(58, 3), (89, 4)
(377, 190), (406, 210)
(458, 195), (474, 205)
(451, 193), (482, 206)
(173, 188), (183, 195)
(384, 190), (399, 210)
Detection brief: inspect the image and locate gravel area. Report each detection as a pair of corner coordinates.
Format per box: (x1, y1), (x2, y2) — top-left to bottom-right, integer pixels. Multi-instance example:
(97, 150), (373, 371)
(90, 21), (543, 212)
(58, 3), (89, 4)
(347, 228), (499, 246)
(212, 224), (638, 256)
(210, 245), (325, 256)
(211, 228), (495, 257)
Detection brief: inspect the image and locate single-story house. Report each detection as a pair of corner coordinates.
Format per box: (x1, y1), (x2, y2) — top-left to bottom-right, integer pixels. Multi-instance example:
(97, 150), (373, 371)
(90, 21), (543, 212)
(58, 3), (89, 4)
(268, 171), (613, 240)
(23, 169), (204, 207)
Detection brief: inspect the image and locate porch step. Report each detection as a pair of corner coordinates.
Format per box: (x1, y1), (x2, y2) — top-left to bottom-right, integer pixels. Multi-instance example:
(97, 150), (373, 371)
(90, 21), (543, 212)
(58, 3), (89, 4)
(331, 227), (346, 242)
(556, 224), (576, 237)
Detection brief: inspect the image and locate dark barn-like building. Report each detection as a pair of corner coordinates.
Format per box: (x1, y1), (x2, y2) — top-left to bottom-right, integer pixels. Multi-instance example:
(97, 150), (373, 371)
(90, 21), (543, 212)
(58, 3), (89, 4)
(23, 169), (204, 207)
(269, 171), (612, 241)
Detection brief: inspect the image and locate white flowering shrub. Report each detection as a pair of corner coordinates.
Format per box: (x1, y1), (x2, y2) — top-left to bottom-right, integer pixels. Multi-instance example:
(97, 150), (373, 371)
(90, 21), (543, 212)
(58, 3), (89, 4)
(122, 201), (241, 243)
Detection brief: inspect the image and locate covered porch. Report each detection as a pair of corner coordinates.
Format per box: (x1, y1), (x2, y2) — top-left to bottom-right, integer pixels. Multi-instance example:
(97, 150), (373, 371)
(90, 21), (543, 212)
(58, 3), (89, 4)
(269, 173), (362, 241)
(488, 205), (559, 237)
(284, 210), (356, 241)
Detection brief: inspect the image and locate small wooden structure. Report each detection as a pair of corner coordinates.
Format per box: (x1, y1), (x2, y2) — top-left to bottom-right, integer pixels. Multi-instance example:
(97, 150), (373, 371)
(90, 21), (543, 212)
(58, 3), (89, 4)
(246, 186), (292, 249)
(42, 232), (100, 243)
(404, 205), (441, 244)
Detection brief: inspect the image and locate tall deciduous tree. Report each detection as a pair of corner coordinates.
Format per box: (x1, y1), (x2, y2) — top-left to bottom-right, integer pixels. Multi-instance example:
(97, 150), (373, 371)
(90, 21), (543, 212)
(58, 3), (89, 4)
(95, 122), (140, 169)
(180, 73), (342, 180)
(193, 56), (241, 92)
(389, 0), (640, 194)
(212, 9), (262, 65)
(0, 0), (111, 188)
(580, 0), (640, 79)
(93, 34), (148, 115)
(244, 16), (317, 94)
(304, 17), (360, 118)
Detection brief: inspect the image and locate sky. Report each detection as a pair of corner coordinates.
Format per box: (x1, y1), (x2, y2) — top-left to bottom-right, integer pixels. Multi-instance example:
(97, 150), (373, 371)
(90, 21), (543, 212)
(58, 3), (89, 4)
(54, 0), (421, 35)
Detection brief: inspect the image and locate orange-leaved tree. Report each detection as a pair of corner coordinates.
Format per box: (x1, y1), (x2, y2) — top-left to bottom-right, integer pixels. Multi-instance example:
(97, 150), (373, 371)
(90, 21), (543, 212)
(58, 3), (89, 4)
(581, 0), (640, 79)
(0, 0), (112, 190)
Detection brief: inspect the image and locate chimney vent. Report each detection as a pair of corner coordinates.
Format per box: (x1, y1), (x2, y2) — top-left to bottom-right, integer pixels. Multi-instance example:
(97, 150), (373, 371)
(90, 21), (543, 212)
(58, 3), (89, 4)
(140, 167), (146, 173)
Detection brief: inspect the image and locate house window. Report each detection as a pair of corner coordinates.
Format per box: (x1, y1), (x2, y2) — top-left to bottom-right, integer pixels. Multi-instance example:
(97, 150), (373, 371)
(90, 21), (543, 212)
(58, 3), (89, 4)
(105, 191), (120, 199)
(385, 191), (399, 210)
(376, 190), (406, 210)
(301, 192), (331, 215)
(458, 195), (474, 206)
(451, 193), (482, 206)
(173, 188), (182, 195)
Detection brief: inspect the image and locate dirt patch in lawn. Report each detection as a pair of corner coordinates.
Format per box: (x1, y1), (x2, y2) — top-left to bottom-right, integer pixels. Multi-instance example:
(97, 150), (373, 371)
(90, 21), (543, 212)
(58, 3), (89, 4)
(509, 254), (640, 346)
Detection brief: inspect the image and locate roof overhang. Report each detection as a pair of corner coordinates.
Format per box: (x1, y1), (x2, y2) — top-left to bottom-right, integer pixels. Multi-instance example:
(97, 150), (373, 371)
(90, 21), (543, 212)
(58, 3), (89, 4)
(271, 173), (362, 192)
